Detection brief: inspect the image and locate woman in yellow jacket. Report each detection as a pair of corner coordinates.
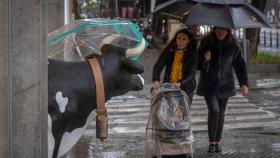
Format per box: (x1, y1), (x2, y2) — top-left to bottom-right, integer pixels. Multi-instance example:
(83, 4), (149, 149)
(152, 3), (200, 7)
(152, 28), (198, 104)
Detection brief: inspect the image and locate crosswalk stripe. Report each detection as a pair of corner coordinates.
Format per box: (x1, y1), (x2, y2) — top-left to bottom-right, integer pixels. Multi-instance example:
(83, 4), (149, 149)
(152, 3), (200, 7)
(192, 121), (280, 131)
(106, 110), (268, 119)
(84, 121), (280, 136)
(107, 94), (247, 103)
(89, 114), (275, 126)
(85, 93), (280, 137)
(193, 94), (245, 99)
(90, 114), (274, 127)
(106, 100), (255, 108)
(264, 89), (280, 97)
(107, 103), (257, 109)
(107, 97), (251, 105)
(106, 108), (268, 116)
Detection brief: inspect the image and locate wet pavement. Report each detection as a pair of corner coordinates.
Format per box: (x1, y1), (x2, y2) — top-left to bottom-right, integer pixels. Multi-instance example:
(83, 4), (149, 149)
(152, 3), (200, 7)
(67, 91), (280, 158)
(67, 48), (280, 158)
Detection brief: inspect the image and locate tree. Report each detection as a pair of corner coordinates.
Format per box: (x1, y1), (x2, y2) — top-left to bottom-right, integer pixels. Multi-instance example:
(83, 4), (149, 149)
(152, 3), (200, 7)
(246, 0), (267, 59)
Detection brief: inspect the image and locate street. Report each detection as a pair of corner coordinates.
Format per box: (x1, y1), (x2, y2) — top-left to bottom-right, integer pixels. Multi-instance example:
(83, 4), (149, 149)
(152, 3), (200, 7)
(67, 48), (280, 158)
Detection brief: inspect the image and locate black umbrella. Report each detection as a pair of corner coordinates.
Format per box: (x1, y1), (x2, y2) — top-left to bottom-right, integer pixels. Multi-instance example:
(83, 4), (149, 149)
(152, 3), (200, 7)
(153, 0), (271, 29)
(184, 2), (271, 29)
(153, 0), (195, 21)
(192, 0), (244, 5)
(154, 0), (187, 13)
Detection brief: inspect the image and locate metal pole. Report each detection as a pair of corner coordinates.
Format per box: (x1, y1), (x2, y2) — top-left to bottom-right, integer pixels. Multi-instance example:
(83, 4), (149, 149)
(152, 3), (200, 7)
(243, 29), (247, 64)
(264, 31), (266, 47)
(64, 0), (70, 25)
(238, 29), (241, 39)
(270, 31), (273, 48)
(115, 0), (119, 17)
(151, 0), (156, 13)
(277, 32), (279, 48)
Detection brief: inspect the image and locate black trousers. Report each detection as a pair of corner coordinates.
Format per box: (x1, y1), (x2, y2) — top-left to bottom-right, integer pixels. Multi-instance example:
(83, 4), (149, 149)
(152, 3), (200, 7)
(204, 96), (229, 142)
(187, 91), (194, 105)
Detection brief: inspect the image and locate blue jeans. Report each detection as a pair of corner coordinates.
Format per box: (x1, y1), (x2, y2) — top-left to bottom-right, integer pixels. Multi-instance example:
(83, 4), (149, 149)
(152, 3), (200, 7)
(205, 96), (228, 142)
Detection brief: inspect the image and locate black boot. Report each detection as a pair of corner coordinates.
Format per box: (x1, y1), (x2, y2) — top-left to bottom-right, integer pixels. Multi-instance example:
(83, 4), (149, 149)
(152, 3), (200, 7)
(215, 144), (222, 153)
(208, 144), (215, 154)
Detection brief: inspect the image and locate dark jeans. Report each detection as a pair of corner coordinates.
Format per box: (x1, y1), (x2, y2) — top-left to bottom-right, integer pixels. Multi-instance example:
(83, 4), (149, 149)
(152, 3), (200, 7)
(205, 96), (229, 142)
(187, 91), (194, 105)
(181, 89), (194, 106)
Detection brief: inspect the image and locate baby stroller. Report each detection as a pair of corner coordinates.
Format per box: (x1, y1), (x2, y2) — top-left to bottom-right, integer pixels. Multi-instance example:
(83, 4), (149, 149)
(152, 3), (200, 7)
(146, 83), (194, 158)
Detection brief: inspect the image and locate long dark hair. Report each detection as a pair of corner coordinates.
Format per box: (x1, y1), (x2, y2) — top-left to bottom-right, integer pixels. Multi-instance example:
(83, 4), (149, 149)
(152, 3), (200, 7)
(163, 28), (197, 57)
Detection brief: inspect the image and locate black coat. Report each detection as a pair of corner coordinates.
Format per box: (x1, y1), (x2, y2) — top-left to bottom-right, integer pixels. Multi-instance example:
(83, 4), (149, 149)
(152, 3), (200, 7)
(196, 32), (249, 98)
(152, 47), (198, 94)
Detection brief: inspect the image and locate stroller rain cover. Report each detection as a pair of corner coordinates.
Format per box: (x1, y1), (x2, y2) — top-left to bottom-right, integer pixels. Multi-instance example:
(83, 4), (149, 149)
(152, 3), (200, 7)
(146, 83), (194, 157)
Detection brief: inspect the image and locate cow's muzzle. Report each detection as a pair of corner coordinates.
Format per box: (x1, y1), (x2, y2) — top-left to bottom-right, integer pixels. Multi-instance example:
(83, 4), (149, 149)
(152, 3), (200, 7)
(134, 74), (144, 91)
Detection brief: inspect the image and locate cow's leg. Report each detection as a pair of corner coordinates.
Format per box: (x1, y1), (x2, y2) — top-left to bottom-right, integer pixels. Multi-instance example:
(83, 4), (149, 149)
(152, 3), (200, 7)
(60, 154), (68, 158)
(52, 132), (63, 158)
(48, 115), (55, 158)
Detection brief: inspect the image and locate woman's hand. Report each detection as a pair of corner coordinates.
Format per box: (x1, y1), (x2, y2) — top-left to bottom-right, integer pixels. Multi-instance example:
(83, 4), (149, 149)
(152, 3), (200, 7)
(173, 82), (181, 88)
(152, 81), (160, 90)
(241, 85), (249, 96)
(204, 51), (211, 61)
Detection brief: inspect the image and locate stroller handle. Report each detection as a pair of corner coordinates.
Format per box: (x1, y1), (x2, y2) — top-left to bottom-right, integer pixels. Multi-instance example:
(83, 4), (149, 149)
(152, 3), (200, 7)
(151, 83), (180, 95)
(160, 83), (180, 89)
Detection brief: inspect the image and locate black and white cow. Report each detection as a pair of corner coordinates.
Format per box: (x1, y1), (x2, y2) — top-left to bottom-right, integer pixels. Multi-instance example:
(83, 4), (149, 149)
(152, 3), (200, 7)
(48, 39), (145, 158)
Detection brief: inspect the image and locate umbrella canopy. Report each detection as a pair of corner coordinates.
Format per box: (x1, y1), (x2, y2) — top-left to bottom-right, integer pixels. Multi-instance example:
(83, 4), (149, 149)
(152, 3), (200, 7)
(193, 0), (244, 5)
(184, 2), (271, 29)
(153, 0), (188, 13)
(48, 19), (147, 62)
(153, 0), (195, 21)
(153, 0), (271, 29)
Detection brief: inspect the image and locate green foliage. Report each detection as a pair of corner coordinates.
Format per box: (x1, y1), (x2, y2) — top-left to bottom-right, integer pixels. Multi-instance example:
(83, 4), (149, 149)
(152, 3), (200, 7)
(251, 52), (280, 64)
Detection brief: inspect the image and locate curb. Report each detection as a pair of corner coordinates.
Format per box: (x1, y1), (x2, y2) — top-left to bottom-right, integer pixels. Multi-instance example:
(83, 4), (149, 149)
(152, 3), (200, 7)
(249, 64), (280, 73)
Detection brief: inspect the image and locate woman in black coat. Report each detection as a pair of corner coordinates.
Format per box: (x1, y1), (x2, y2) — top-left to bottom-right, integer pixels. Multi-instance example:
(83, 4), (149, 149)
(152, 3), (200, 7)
(197, 27), (249, 153)
(152, 28), (198, 104)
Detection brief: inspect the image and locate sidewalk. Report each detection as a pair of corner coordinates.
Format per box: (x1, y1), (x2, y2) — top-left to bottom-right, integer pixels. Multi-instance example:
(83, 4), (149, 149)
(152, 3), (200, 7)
(247, 73), (280, 90)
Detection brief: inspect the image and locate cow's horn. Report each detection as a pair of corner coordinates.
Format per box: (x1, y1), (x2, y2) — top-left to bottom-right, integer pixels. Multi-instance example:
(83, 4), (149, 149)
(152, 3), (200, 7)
(98, 34), (121, 47)
(125, 38), (145, 58)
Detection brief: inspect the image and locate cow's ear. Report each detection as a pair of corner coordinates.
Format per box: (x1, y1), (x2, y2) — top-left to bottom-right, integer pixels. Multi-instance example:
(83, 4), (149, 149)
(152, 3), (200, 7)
(121, 58), (144, 74)
(101, 44), (126, 56)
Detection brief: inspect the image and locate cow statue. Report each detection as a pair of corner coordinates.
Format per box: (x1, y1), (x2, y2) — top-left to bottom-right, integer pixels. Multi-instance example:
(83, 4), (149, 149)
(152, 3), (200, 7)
(48, 39), (145, 158)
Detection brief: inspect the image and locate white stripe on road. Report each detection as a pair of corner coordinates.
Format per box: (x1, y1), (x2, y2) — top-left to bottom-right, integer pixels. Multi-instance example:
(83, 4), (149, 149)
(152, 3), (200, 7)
(106, 107), (268, 115)
(89, 114), (275, 126)
(264, 89), (280, 97)
(193, 94), (245, 99)
(85, 94), (280, 137)
(84, 121), (280, 136)
(107, 103), (257, 110)
(106, 97), (249, 107)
